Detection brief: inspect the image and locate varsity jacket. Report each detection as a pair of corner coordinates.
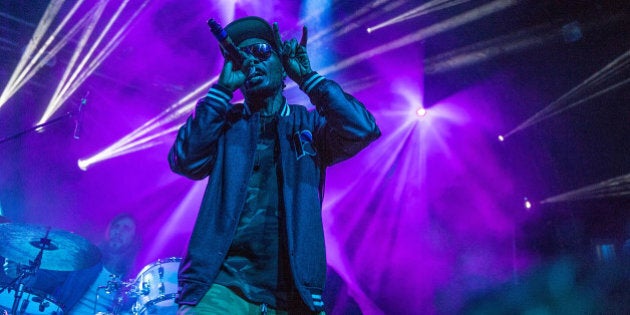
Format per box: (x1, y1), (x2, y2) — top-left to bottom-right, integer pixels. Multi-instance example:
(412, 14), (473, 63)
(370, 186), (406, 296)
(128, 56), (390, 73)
(168, 73), (380, 311)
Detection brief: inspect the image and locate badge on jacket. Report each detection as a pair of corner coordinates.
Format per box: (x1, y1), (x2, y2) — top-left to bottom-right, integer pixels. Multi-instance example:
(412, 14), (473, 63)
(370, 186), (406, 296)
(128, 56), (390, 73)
(293, 130), (316, 160)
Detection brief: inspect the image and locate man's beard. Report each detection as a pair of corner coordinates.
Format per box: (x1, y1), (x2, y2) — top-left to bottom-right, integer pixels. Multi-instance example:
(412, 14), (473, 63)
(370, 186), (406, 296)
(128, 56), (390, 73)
(108, 238), (129, 253)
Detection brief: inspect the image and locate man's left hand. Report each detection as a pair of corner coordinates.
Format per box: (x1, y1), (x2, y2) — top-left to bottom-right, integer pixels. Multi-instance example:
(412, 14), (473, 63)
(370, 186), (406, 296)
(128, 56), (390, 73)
(273, 23), (313, 85)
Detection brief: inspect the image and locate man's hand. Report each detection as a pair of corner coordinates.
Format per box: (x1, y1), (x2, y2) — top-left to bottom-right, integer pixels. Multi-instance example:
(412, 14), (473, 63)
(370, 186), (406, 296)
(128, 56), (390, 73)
(273, 23), (313, 85)
(217, 58), (247, 92)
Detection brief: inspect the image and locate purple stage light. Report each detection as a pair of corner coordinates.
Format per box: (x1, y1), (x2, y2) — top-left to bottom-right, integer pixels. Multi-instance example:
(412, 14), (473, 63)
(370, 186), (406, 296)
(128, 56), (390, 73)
(416, 107), (427, 117)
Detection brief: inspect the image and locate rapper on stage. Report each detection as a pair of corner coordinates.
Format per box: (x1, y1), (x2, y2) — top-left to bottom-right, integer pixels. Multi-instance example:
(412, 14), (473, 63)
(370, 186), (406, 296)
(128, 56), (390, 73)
(168, 16), (380, 314)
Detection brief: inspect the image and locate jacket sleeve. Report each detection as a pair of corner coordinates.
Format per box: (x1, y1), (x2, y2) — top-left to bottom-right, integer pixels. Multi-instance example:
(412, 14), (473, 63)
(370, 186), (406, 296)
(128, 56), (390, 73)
(302, 72), (381, 166)
(168, 84), (233, 180)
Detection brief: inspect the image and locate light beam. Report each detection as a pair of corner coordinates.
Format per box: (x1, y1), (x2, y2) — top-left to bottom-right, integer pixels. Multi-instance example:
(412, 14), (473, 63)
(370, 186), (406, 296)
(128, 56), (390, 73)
(318, 0), (520, 76)
(502, 49), (630, 139)
(541, 173), (630, 203)
(77, 76), (218, 170)
(366, 0), (471, 33)
(38, 0), (150, 125)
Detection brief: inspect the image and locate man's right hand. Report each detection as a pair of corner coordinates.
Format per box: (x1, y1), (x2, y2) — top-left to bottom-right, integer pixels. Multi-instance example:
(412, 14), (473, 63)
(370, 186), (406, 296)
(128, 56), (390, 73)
(217, 56), (247, 92)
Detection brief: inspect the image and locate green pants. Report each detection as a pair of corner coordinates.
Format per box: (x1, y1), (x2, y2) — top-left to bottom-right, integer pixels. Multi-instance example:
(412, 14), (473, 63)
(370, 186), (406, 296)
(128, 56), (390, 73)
(177, 283), (325, 315)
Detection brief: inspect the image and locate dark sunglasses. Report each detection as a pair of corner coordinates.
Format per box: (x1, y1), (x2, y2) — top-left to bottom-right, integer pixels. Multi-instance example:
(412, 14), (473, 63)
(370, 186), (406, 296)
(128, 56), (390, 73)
(240, 43), (274, 61)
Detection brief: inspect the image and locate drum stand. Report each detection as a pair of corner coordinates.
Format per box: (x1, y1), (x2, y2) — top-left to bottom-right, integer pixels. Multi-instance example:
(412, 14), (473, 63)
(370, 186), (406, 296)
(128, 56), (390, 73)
(0, 228), (52, 315)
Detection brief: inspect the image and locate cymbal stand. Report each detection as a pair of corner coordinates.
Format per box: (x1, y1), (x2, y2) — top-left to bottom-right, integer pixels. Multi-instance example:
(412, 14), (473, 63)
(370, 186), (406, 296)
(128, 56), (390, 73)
(0, 258), (34, 314)
(1, 227), (52, 315)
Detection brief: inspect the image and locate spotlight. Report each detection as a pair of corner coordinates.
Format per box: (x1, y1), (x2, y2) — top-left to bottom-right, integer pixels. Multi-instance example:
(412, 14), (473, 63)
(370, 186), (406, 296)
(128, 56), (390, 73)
(366, 27), (372, 34)
(77, 159), (88, 171)
(523, 197), (532, 210)
(498, 135), (504, 142)
(416, 107), (427, 117)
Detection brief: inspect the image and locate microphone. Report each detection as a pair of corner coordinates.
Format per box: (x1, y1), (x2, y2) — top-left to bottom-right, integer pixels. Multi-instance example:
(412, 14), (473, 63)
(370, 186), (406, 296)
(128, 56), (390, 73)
(74, 91), (89, 139)
(207, 18), (244, 68)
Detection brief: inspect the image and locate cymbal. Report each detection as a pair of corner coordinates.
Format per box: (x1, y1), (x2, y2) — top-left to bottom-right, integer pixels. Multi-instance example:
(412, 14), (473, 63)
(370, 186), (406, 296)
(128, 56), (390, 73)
(0, 223), (101, 271)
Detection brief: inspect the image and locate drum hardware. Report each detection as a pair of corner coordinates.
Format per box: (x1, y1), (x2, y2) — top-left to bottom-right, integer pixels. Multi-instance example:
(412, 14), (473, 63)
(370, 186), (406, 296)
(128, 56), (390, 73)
(2, 228), (48, 315)
(0, 223), (100, 314)
(17, 292), (54, 314)
(94, 275), (138, 315)
(30, 296), (50, 313)
(157, 266), (165, 295)
(0, 277), (64, 315)
(0, 288), (62, 315)
(131, 257), (181, 315)
(0, 226), (64, 315)
(94, 274), (121, 314)
(98, 274), (124, 295)
(139, 281), (150, 296)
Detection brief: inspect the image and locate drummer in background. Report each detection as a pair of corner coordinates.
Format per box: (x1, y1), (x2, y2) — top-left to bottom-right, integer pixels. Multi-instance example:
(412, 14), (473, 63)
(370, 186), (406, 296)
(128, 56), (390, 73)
(58, 213), (142, 314)
(4, 213), (142, 314)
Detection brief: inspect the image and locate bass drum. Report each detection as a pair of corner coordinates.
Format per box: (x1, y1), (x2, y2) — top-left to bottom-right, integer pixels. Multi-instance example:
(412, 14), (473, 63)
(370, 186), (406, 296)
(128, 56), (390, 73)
(0, 288), (63, 314)
(131, 257), (180, 315)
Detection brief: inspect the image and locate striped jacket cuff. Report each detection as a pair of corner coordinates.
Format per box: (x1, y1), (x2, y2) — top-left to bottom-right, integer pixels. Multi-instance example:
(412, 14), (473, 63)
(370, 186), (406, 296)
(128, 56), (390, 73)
(205, 84), (233, 105)
(299, 72), (325, 94)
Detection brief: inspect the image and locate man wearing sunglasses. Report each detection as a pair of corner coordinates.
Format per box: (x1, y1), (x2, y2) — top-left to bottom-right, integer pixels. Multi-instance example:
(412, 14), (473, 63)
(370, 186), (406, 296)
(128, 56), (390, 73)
(169, 16), (380, 314)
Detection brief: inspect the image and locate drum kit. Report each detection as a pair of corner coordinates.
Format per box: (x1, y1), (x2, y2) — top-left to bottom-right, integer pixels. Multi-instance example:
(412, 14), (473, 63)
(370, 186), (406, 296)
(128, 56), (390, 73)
(0, 223), (180, 315)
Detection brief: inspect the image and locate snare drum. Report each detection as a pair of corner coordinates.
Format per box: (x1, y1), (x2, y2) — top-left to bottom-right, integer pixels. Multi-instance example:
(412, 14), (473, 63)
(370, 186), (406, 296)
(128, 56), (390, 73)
(132, 258), (180, 315)
(0, 288), (63, 314)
